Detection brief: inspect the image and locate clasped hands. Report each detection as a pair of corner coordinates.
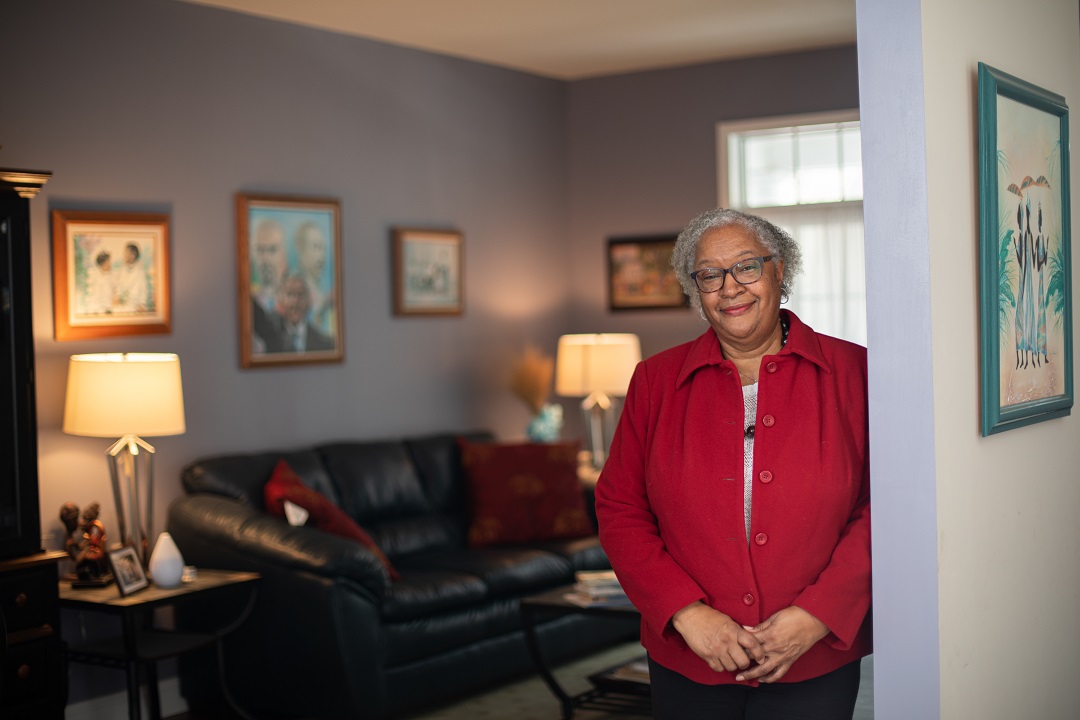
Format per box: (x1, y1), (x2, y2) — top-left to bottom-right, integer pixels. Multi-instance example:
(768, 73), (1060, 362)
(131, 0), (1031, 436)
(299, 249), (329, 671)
(671, 601), (829, 683)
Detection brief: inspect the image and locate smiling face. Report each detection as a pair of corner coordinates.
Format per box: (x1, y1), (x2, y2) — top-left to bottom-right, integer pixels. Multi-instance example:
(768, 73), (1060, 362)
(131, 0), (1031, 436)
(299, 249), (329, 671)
(278, 275), (311, 325)
(253, 221), (286, 288)
(694, 223), (785, 355)
(296, 224), (327, 277)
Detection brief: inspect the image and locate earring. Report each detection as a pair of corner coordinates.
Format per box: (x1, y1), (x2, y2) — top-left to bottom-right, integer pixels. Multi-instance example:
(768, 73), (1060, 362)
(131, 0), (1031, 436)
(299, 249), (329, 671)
(780, 284), (790, 305)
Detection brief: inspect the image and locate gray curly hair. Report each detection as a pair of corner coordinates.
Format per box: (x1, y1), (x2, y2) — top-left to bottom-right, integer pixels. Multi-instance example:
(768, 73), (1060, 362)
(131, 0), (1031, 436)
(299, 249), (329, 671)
(671, 208), (802, 315)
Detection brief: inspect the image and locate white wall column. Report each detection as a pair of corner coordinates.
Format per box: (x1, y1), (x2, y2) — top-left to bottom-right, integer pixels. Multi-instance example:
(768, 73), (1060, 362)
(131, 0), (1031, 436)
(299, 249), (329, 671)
(856, 0), (941, 717)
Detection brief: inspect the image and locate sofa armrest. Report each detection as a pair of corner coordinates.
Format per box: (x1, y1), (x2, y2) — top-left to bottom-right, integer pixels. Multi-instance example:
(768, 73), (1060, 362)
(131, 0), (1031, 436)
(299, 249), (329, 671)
(167, 493), (390, 604)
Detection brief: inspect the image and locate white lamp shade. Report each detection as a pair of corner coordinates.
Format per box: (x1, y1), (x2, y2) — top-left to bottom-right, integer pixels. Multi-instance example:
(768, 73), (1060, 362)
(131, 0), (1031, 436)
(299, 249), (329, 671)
(555, 334), (642, 398)
(63, 353), (186, 438)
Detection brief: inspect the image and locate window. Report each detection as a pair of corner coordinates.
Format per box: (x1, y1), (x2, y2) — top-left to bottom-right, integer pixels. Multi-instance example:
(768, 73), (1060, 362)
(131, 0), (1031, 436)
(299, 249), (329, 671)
(718, 111), (866, 345)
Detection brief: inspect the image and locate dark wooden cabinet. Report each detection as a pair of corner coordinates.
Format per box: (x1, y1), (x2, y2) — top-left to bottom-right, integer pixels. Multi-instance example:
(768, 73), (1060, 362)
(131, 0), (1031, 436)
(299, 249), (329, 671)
(0, 169), (50, 559)
(0, 551), (66, 719)
(0, 169), (64, 718)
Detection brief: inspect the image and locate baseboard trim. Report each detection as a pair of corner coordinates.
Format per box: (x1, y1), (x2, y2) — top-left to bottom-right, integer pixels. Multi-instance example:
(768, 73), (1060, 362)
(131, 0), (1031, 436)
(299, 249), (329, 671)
(66, 677), (188, 720)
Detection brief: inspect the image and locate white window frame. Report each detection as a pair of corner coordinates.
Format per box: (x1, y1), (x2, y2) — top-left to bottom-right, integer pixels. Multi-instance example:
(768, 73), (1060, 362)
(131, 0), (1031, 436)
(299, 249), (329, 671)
(716, 110), (866, 345)
(716, 109), (861, 210)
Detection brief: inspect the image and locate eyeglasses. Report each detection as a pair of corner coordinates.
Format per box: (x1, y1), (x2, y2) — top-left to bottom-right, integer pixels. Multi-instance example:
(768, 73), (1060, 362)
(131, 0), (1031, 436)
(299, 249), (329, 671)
(690, 256), (774, 293)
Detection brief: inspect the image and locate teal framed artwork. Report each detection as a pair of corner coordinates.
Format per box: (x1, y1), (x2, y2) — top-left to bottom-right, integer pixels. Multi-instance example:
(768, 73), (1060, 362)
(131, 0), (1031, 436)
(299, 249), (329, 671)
(978, 63), (1072, 435)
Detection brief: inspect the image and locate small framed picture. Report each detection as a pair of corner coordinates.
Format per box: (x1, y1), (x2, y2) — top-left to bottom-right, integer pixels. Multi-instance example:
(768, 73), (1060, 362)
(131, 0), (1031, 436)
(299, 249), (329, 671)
(392, 227), (464, 316)
(108, 546), (149, 597)
(607, 234), (688, 311)
(51, 210), (171, 341)
(236, 193), (344, 368)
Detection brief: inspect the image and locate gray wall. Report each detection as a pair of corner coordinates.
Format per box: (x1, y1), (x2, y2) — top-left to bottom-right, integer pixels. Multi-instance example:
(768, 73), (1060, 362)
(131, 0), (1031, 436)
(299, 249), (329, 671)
(3, 0), (572, 547)
(2, 0), (859, 705)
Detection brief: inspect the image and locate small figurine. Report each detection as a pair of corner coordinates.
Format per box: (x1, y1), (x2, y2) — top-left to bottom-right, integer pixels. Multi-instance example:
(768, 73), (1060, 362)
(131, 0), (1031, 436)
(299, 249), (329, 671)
(60, 502), (82, 561)
(60, 501), (113, 586)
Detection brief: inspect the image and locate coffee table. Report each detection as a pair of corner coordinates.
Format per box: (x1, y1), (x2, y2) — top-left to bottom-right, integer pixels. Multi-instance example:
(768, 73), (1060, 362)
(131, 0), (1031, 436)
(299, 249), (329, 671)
(520, 585), (650, 719)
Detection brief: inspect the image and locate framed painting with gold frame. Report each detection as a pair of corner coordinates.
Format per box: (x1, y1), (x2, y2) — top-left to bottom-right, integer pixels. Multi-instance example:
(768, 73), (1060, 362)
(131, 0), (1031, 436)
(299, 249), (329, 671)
(236, 193), (344, 368)
(391, 227), (464, 316)
(51, 210), (171, 341)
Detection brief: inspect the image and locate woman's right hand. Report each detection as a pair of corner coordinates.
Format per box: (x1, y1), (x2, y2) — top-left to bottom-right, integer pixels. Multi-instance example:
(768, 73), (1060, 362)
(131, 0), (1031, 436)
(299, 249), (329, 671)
(671, 601), (764, 673)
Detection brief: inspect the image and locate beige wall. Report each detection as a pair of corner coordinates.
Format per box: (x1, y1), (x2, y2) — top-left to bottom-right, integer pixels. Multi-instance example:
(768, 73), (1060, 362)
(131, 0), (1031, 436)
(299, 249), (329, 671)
(922, 0), (1080, 717)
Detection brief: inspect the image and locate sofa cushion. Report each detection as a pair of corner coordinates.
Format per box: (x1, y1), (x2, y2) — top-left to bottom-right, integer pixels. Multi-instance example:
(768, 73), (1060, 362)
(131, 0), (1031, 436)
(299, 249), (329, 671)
(320, 441), (459, 558)
(182, 450), (336, 509)
(404, 431), (494, 514)
(381, 569), (488, 621)
(383, 596), (520, 665)
(459, 440), (592, 548)
(264, 459), (400, 580)
(319, 441), (430, 520)
(405, 547), (573, 598)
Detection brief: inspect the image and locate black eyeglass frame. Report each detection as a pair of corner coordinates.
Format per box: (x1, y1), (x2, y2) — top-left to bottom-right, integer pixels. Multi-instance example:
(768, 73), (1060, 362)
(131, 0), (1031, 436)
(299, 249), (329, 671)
(689, 255), (775, 293)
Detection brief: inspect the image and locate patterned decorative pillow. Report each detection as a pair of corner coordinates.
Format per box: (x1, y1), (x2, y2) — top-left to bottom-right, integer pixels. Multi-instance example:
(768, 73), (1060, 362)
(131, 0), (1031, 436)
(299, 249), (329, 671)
(458, 439), (591, 548)
(263, 458), (400, 580)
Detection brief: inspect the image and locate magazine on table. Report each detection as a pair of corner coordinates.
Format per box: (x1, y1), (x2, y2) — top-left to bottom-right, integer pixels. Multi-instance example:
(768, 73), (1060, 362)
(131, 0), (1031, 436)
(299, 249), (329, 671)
(562, 591), (635, 608)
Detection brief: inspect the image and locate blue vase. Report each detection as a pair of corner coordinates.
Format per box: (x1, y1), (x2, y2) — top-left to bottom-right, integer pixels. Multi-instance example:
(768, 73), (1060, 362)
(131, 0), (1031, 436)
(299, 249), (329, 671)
(526, 403), (563, 443)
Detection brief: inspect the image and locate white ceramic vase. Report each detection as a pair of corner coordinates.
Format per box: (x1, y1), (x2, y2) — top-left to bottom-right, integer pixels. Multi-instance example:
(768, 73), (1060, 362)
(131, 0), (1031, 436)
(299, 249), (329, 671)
(149, 531), (185, 588)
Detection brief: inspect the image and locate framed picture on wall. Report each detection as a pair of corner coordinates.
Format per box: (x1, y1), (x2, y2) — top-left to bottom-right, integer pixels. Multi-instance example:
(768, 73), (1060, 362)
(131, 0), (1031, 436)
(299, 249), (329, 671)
(977, 62), (1073, 435)
(607, 234), (688, 311)
(391, 227), (464, 316)
(236, 193), (344, 368)
(50, 210), (171, 341)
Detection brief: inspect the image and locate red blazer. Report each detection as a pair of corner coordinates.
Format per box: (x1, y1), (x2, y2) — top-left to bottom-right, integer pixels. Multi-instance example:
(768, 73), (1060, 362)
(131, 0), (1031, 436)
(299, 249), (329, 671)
(595, 311), (872, 686)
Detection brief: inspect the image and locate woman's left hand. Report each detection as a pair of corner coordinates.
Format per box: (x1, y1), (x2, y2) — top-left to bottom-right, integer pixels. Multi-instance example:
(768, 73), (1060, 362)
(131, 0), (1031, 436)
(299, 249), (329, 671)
(734, 606), (829, 683)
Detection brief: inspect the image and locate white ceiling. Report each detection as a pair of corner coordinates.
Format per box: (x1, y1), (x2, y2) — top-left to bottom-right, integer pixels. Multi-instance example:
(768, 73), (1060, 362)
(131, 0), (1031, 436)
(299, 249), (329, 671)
(177, 0), (857, 80)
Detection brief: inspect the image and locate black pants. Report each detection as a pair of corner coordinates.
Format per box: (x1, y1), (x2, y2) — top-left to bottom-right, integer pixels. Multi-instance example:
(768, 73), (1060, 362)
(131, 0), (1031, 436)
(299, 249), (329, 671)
(648, 656), (862, 720)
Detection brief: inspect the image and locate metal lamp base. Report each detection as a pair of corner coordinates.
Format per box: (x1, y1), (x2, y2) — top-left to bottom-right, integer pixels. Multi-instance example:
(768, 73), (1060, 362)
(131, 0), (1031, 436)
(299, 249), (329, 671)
(105, 434), (157, 567)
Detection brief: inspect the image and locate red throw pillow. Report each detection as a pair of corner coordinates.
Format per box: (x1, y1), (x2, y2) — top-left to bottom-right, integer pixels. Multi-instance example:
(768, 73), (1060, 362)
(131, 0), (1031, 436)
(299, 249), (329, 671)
(459, 439), (592, 548)
(263, 459), (400, 580)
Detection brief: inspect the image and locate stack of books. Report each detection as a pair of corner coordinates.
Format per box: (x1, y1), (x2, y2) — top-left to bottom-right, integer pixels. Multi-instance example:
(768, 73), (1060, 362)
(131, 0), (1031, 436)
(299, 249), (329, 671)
(562, 570), (634, 607)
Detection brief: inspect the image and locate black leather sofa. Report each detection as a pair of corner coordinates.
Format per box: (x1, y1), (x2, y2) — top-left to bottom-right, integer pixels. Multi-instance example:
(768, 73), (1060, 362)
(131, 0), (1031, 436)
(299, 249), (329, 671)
(166, 431), (633, 719)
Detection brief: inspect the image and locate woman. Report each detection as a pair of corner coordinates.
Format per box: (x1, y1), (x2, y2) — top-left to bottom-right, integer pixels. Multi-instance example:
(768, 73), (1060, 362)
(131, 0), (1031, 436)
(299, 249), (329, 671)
(595, 208), (871, 719)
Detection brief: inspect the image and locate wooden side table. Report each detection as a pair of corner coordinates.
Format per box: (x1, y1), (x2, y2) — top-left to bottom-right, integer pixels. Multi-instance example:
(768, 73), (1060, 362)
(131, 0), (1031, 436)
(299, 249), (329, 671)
(59, 568), (259, 720)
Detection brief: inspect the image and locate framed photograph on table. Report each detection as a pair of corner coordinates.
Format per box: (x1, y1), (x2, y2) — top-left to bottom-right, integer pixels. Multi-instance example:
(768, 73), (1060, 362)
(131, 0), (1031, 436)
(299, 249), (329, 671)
(51, 210), (171, 341)
(236, 193), (343, 368)
(392, 227), (464, 316)
(977, 62), (1073, 435)
(607, 234), (688, 311)
(108, 546), (149, 597)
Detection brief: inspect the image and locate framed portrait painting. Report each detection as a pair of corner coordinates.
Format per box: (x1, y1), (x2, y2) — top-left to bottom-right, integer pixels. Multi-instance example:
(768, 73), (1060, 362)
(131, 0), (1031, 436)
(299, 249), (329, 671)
(236, 193), (344, 368)
(392, 228), (463, 316)
(978, 63), (1073, 435)
(51, 210), (171, 341)
(607, 234), (688, 311)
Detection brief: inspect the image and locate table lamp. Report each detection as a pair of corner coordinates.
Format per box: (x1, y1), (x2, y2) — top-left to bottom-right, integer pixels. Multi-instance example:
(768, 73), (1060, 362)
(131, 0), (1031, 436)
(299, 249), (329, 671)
(555, 334), (641, 471)
(63, 353), (186, 567)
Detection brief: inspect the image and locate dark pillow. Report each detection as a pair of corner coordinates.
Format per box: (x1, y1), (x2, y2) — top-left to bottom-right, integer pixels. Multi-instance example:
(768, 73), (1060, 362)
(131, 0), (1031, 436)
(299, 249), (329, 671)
(263, 459), (400, 580)
(458, 439), (592, 548)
